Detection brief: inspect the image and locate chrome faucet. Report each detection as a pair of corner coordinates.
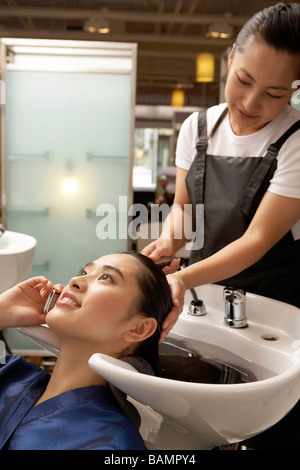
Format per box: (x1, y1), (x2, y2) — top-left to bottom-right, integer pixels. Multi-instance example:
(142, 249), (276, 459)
(188, 295), (207, 316)
(155, 257), (207, 316)
(179, 261), (207, 316)
(223, 286), (248, 328)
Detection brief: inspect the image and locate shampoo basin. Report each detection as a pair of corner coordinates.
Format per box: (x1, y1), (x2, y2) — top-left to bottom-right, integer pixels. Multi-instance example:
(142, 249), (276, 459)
(18, 284), (300, 449)
(0, 230), (36, 293)
(89, 285), (300, 449)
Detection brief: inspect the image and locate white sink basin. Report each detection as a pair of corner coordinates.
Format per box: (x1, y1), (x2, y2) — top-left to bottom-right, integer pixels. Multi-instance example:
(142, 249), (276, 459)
(18, 284), (300, 449)
(0, 230), (36, 292)
(89, 285), (300, 449)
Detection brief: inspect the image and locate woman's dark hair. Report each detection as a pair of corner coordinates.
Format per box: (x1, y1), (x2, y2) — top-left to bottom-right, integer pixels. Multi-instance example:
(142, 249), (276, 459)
(127, 252), (172, 375)
(235, 3), (300, 56)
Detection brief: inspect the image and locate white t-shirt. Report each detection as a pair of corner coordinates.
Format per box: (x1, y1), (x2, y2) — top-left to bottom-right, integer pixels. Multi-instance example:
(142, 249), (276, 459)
(175, 103), (300, 239)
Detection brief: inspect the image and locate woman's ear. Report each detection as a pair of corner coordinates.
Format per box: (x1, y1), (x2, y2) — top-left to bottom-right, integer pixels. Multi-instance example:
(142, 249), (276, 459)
(123, 317), (157, 344)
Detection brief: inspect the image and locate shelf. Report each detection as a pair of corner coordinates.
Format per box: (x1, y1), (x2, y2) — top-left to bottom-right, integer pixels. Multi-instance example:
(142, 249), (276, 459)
(86, 209), (125, 219)
(86, 209), (97, 218)
(86, 152), (127, 162)
(7, 208), (50, 217)
(7, 151), (50, 161)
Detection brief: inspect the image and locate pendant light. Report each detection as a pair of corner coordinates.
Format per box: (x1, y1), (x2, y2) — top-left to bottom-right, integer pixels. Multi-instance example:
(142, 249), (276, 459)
(196, 53), (215, 83)
(171, 89), (185, 107)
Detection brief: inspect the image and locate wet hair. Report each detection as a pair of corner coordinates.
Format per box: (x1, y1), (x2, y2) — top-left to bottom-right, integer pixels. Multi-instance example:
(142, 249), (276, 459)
(127, 252), (172, 375)
(235, 3), (300, 58)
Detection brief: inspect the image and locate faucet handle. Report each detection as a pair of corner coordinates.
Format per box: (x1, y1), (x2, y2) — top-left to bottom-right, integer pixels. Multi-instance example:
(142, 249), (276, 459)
(223, 286), (248, 328)
(223, 286), (246, 302)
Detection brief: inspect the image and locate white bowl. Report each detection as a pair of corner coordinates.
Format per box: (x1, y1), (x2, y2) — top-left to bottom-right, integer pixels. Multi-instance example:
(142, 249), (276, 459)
(89, 285), (300, 449)
(0, 231), (36, 292)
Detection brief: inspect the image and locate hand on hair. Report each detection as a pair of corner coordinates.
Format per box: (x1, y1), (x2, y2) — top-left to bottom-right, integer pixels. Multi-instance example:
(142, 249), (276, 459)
(141, 238), (175, 263)
(159, 273), (185, 342)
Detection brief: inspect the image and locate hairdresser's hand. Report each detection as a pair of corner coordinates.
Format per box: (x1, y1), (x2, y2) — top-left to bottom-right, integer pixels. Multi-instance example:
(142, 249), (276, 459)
(0, 277), (63, 330)
(142, 238), (180, 274)
(142, 237), (174, 261)
(159, 273), (186, 343)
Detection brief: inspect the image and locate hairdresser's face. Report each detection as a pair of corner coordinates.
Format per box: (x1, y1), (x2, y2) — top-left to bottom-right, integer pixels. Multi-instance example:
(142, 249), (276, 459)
(46, 254), (141, 355)
(225, 40), (297, 136)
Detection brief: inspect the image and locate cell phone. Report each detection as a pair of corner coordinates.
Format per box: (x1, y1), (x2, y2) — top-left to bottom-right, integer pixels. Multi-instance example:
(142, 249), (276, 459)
(44, 290), (60, 314)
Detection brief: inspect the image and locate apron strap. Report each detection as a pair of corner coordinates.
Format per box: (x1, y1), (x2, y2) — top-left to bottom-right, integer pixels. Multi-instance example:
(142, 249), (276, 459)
(241, 119), (300, 219)
(195, 110), (208, 205)
(194, 107), (229, 204)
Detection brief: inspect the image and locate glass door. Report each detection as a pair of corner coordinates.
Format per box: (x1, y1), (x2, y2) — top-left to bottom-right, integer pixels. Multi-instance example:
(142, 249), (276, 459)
(1, 39), (136, 352)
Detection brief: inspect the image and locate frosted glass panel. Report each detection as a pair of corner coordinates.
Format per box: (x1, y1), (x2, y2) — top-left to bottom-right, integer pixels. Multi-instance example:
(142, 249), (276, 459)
(6, 70), (132, 286)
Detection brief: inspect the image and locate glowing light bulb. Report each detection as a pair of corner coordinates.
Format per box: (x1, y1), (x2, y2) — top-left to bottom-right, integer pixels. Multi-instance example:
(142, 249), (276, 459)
(61, 178), (78, 195)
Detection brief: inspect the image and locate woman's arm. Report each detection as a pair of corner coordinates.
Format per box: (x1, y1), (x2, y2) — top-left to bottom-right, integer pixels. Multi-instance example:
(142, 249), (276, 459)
(178, 191), (300, 288)
(142, 167), (192, 261)
(160, 191), (300, 340)
(0, 277), (62, 330)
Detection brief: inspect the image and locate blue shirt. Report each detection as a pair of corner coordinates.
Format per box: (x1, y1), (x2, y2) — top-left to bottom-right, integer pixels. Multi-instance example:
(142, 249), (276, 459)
(0, 355), (146, 450)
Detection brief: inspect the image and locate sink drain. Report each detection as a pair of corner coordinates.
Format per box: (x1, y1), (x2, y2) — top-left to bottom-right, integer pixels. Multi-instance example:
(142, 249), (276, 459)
(261, 334), (280, 341)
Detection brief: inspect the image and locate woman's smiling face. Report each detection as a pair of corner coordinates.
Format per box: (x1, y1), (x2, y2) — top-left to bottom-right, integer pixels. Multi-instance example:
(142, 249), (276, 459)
(46, 253), (143, 355)
(225, 40), (297, 136)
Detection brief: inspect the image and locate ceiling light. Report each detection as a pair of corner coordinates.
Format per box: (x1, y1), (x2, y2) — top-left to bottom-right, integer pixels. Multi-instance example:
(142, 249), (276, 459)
(87, 25), (97, 34)
(206, 22), (233, 39)
(196, 53), (215, 83)
(171, 89), (185, 107)
(84, 17), (110, 34)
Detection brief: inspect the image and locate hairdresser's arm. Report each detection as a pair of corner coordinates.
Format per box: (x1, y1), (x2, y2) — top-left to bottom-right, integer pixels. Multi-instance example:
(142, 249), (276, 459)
(142, 168), (191, 266)
(160, 191), (300, 340)
(0, 277), (62, 330)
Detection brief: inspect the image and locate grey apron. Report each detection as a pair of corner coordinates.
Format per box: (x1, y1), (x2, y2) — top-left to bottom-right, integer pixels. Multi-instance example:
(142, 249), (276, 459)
(185, 108), (300, 307)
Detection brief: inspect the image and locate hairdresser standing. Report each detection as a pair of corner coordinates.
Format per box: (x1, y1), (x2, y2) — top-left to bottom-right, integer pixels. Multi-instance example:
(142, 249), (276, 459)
(143, 3), (300, 449)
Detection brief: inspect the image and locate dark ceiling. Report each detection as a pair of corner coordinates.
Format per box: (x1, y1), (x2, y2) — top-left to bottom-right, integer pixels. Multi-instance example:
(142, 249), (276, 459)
(0, 0), (287, 105)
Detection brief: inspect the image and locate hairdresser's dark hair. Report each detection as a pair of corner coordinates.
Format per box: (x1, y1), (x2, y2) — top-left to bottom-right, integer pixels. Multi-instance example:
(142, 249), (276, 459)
(235, 3), (300, 57)
(127, 252), (172, 375)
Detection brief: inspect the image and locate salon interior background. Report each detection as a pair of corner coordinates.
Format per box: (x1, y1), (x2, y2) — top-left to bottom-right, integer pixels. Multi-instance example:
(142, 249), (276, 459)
(1, 1), (299, 353)
(0, 0), (280, 105)
(1, 0), (300, 255)
(0, 0), (292, 189)
(1, 0), (299, 218)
